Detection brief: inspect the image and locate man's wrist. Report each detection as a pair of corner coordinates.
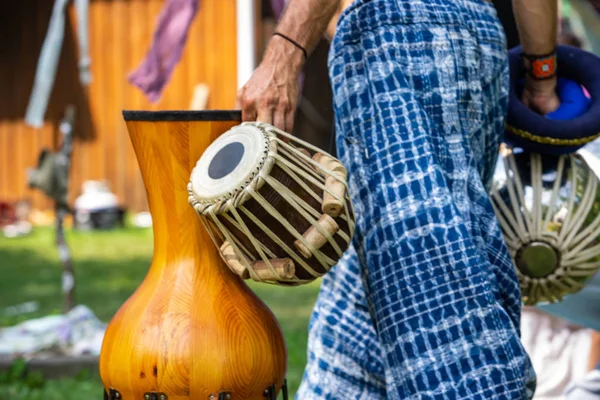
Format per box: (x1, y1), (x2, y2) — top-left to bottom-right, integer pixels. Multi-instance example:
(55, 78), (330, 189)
(263, 35), (305, 74)
(522, 50), (557, 81)
(524, 74), (558, 97)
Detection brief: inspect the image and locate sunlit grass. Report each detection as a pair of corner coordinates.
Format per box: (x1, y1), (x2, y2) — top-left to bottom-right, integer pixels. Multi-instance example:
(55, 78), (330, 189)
(0, 226), (320, 398)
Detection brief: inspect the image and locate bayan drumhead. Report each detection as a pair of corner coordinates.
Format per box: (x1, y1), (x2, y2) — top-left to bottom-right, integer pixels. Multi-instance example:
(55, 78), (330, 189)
(190, 124), (271, 205)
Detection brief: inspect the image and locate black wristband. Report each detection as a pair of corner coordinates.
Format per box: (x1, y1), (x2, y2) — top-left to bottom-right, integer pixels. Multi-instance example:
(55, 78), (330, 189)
(273, 32), (308, 60)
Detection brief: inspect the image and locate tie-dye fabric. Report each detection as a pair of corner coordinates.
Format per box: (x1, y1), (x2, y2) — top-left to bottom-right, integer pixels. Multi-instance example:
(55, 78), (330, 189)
(298, 0), (536, 398)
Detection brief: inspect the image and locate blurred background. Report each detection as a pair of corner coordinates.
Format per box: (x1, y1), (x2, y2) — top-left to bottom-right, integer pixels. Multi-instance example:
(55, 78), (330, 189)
(0, 0), (598, 399)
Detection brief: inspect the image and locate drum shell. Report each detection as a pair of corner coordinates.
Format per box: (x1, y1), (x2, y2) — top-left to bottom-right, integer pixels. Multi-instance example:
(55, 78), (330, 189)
(215, 161), (353, 283)
(99, 112), (287, 399)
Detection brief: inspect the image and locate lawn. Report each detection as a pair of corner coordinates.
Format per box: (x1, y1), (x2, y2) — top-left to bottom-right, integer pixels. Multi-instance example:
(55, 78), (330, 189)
(0, 225), (322, 399)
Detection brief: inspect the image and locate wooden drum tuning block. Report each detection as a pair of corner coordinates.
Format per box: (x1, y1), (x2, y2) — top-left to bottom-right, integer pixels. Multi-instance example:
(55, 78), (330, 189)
(294, 214), (339, 258)
(251, 258), (296, 281)
(312, 153), (347, 179)
(221, 241), (296, 281)
(312, 153), (348, 217)
(220, 241), (250, 279)
(297, 148), (311, 159)
(322, 175), (346, 217)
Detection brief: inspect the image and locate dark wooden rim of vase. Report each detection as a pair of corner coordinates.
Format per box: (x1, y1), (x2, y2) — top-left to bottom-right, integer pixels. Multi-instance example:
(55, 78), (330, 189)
(123, 110), (242, 122)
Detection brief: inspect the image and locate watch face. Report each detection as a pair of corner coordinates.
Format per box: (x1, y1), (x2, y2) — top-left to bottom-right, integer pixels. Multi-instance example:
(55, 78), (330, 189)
(530, 55), (557, 80)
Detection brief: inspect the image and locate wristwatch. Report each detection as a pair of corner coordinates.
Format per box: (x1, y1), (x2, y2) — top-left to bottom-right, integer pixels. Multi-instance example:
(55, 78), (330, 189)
(522, 51), (557, 80)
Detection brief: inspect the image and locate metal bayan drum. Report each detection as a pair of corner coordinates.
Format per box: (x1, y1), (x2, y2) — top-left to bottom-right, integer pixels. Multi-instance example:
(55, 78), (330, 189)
(491, 45), (600, 305)
(188, 121), (355, 286)
(491, 147), (600, 305)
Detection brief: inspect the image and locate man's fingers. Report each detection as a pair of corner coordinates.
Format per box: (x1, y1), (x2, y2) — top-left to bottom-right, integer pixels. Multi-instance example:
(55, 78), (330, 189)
(237, 85), (293, 129)
(285, 110), (295, 134)
(242, 107), (257, 122)
(235, 86), (246, 110)
(257, 109), (274, 125)
(240, 94), (257, 121)
(256, 93), (277, 125)
(273, 111), (286, 131)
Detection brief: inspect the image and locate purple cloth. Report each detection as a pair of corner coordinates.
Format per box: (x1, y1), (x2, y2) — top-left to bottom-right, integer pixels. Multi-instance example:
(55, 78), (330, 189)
(270, 0), (286, 19)
(128, 0), (199, 103)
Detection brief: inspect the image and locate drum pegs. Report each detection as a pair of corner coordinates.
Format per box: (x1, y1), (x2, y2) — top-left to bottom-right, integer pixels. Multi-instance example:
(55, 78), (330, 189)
(220, 240), (297, 282)
(294, 214), (340, 258)
(297, 147), (311, 159)
(252, 258), (296, 281)
(312, 153), (348, 218)
(295, 146), (349, 218)
(312, 153), (347, 177)
(220, 241), (250, 279)
(322, 175), (346, 217)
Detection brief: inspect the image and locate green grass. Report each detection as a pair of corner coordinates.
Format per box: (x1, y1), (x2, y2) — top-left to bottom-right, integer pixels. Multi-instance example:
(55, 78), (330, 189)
(0, 226), (321, 399)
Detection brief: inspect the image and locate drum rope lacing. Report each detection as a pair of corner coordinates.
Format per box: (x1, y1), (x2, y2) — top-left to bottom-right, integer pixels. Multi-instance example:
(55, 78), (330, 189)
(188, 122), (355, 285)
(491, 149), (600, 304)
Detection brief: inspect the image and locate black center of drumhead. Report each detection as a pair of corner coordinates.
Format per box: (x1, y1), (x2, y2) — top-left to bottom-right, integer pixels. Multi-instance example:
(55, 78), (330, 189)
(208, 142), (245, 180)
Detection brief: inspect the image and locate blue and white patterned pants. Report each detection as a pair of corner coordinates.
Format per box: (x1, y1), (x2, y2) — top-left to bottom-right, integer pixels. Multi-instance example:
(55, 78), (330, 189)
(297, 0), (536, 398)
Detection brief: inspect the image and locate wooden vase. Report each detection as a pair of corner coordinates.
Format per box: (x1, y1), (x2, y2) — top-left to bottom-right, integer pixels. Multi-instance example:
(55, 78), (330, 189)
(99, 111), (287, 400)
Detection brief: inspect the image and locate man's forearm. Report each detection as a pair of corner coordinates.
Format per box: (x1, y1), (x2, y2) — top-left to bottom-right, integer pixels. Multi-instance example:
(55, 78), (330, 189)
(512, 0), (558, 55)
(271, 0), (341, 62)
(513, 0), (560, 113)
(235, 0), (341, 129)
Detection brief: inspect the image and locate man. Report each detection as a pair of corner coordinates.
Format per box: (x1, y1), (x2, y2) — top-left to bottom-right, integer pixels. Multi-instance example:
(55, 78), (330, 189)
(237, 0), (560, 398)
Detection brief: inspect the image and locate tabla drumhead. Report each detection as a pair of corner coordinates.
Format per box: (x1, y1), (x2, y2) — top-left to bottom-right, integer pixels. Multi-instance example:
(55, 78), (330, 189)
(189, 124), (271, 207)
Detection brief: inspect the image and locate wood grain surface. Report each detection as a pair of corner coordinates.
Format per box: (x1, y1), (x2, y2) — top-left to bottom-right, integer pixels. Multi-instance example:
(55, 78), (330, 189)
(99, 116), (287, 399)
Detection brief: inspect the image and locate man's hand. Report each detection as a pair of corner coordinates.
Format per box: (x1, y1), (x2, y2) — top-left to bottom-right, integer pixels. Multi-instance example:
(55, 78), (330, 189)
(236, 36), (304, 132)
(521, 77), (561, 115)
(235, 0), (340, 133)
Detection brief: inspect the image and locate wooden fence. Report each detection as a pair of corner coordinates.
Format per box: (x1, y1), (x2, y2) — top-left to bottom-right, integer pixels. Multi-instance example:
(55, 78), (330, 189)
(0, 0), (238, 212)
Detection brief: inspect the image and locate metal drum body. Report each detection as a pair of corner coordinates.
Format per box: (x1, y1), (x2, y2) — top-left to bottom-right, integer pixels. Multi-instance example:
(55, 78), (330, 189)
(493, 44), (600, 306)
(99, 111), (287, 400)
(491, 147), (600, 305)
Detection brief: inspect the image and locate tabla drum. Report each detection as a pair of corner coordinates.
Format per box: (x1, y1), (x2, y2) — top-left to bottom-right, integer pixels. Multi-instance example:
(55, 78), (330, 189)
(491, 146), (600, 305)
(188, 121), (355, 286)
